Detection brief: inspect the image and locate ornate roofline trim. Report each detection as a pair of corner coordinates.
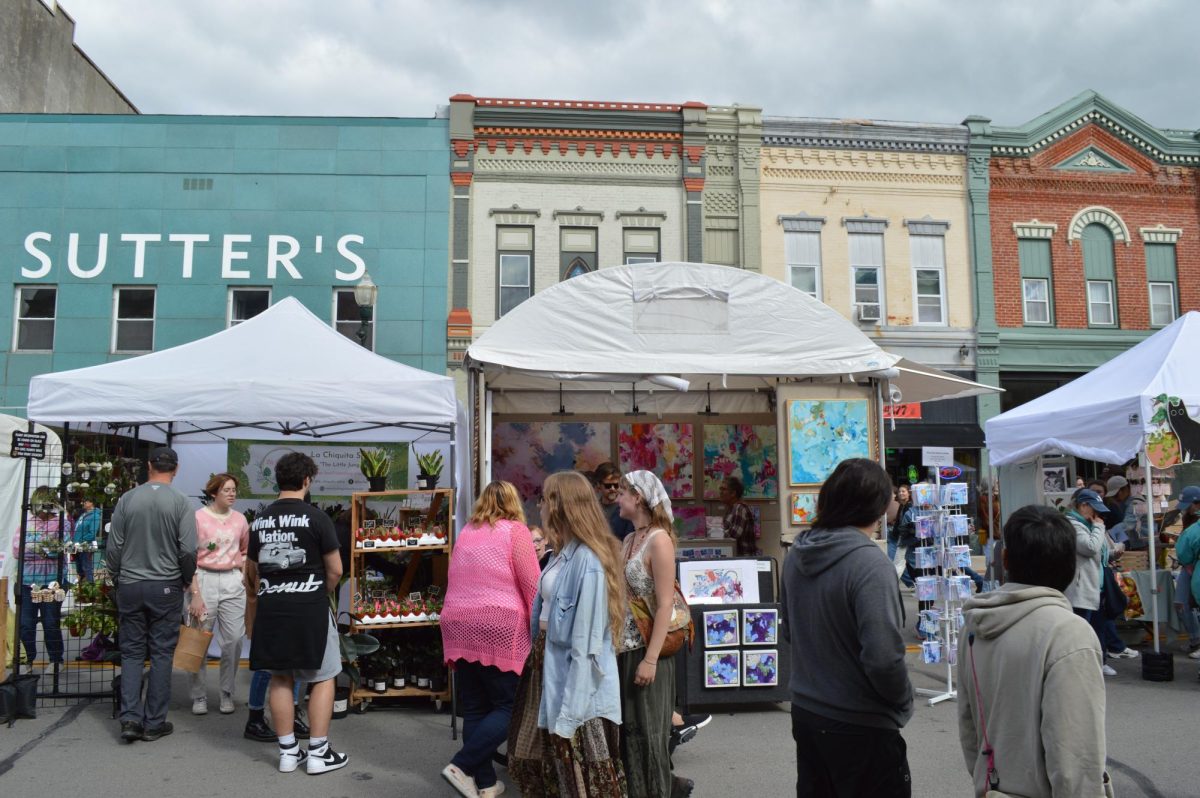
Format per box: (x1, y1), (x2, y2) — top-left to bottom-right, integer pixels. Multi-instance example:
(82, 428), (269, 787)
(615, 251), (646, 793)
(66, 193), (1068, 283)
(1066, 206), (1130, 246)
(470, 97), (700, 113)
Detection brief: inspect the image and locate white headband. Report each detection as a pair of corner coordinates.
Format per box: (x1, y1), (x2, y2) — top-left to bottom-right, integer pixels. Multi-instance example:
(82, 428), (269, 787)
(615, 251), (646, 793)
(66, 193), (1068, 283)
(625, 470), (673, 524)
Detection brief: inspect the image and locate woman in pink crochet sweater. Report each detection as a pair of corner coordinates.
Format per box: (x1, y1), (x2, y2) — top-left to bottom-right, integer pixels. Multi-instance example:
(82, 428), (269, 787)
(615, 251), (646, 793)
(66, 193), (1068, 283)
(440, 480), (540, 798)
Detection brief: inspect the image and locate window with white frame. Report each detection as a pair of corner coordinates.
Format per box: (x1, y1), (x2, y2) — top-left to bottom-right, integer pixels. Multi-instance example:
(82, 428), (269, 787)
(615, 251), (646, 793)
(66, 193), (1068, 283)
(1022, 279), (1051, 324)
(497, 226), (533, 317)
(14, 286), (57, 351)
(112, 287), (155, 353)
(909, 234), (946, 325)
(1149, 282), (1176, 327)
(334, 288), (373, 350)
(785, 231), (822, 299)
(623, 228), (660, 265)
(227, 287), (271, 327)
(848, 232), (884, 322)
(1086, 280), (1115, 326)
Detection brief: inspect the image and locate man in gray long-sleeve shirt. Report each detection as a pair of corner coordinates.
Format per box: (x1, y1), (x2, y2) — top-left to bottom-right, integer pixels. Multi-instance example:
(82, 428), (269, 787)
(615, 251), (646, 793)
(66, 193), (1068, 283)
(106, 445), (197, 743)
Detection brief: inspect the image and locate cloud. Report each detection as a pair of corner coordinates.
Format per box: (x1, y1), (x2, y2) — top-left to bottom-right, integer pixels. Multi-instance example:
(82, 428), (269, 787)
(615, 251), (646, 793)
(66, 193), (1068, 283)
(65, 0), (1200, 128)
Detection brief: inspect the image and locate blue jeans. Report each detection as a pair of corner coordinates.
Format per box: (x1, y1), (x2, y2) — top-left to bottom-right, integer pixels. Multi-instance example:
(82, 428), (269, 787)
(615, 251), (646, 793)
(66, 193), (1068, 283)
(1073, 607), (1109, 663)
(75, 551), (95, 583)
(248, 669), (303, 711)
(20, 584), (64, 664)
(451, 659), (519, 790)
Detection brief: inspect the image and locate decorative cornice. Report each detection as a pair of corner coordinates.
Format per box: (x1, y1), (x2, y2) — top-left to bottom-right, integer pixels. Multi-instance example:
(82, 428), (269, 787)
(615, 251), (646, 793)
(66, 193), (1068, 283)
(1051, 145), (1132, 173)
(683, 177), (705, 192)
(903, 216), (950, 235)
(842, 215), (888, 233)
(451, 140), (475, 157)
(1140, 224), (1183, 244)
(1066, 206), (1130, 246)
(473, 97), (695, 112)
(475, 137), (681, 159)
(475, 126), (679, 141)
(553, 208), (605, 224)
(778, 212), (826, 232)
(616, 209), (669, 224)
(761, 147), (964, 175)
(763, 116), (967, 154)
(450, 172), (473, 187)
(488, 205), (541, 219)
(1012, 220), (1058, 239)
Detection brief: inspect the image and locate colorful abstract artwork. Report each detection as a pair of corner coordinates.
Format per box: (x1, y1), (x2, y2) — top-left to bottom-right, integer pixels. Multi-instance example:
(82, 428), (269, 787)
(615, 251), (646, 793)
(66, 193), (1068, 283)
(787, 399), (873, 486)
(492, 421), (612, 522)
(704, 651), (741, 688)
(703, 610), (740, 648)
(679, 560), (760, 605)
(743, 609), (779, 645)
(702, 424), (779, 499)
(672, 505), (708, 539)
(617, 423), (695, 499)
(743, 650), (779, 687)
(789, 492), (818, 527)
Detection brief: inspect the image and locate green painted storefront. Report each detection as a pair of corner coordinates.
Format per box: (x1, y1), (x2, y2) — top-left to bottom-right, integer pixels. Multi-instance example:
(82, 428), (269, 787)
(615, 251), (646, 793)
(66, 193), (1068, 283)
(0, 114), (449, 414)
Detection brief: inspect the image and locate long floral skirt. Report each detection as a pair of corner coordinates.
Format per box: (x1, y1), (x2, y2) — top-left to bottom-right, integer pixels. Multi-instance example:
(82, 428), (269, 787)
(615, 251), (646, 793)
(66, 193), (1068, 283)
(507, 633), (628, 797)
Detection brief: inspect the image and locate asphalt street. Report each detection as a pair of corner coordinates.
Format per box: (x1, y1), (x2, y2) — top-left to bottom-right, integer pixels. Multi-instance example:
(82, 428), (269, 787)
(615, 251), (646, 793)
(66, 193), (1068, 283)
(3, 606), (1196, 797)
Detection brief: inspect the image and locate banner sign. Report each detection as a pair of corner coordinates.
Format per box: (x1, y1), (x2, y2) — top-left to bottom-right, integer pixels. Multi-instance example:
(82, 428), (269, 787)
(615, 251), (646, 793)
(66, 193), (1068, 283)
(227, 439), (408, 499)
(882, 403), (922, 420)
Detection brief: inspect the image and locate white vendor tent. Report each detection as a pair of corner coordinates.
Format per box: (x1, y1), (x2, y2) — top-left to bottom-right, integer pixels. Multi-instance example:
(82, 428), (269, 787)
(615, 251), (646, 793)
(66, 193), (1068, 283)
(26, 297), (468, 523)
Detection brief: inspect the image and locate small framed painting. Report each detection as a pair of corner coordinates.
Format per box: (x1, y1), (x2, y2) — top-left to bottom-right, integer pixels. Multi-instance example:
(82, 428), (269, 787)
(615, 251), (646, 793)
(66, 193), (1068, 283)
(703, 610), (740, 648)
(789, 492), (818, 526)
(742, 608), (779, 646)
(704, 651), (741, 688)
(743, 649), (779, 687)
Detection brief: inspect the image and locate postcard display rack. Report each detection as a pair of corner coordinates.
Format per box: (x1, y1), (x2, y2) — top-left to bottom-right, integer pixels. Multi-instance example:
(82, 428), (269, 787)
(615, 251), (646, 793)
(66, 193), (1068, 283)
(911, 480), (972, 707)
(675, 557), (791, 707)
(348, 489), (453, 714)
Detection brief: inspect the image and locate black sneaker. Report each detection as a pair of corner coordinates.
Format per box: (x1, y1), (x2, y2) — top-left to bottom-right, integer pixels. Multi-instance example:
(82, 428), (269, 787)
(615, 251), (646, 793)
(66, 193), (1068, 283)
(293, 712), (310, 740)
(306, 744), (349, 775)
(244, 718), (277, 742)
(679, 713), (712, 730)
(119, 721), (143, 743)
(141, 722), (174, 741)
(671, 775), (695, 798)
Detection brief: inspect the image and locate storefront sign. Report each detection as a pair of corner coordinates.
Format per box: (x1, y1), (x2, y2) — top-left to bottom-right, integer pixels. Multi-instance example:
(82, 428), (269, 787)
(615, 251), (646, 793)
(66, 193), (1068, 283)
(921, 446), (954, 468)
(882, 403), (922, 420)
(21, 232), (367, 282)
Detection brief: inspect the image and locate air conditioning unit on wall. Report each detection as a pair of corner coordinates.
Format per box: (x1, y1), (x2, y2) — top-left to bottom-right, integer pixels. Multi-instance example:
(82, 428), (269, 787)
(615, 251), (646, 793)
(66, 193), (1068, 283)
(855, 303), (881, 323)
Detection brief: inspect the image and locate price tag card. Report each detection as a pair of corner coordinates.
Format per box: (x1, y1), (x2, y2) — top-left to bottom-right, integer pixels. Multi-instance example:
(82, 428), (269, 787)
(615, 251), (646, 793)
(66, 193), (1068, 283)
(408, 592), (423, 602)
(427, 585), (442, 597)
(363, 520), (376, 529)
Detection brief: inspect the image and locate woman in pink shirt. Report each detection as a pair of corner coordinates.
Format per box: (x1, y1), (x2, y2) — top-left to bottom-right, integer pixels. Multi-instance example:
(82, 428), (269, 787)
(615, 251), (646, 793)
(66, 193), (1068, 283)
(439, 481), (540, 798)
(187, 472), (250, 716)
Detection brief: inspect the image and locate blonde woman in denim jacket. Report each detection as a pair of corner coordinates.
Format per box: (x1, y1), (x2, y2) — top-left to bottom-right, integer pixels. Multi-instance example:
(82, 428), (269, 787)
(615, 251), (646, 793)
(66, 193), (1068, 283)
(508, 471), (628, 797)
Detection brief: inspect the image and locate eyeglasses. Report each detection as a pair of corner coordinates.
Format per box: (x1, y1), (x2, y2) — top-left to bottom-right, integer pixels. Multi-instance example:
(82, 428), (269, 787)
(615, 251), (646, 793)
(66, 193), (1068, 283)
(601, 482), (620, 491)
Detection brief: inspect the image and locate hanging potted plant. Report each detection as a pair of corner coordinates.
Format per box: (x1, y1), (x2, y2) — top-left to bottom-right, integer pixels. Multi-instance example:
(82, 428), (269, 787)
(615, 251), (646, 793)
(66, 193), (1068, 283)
(415, 449), (443, 490)
(358, 448), (392, 493)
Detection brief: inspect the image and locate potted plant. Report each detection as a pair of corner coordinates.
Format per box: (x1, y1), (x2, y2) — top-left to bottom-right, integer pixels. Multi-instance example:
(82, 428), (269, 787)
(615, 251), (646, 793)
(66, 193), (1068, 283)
(415, 449), (443, 490)
(358, 448), (392, 492)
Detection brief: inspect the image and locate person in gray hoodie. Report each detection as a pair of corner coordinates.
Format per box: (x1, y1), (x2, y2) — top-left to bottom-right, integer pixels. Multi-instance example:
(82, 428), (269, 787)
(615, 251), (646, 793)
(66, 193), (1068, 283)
(781, 458), (913, 798)
(958, 505), (1107, 798)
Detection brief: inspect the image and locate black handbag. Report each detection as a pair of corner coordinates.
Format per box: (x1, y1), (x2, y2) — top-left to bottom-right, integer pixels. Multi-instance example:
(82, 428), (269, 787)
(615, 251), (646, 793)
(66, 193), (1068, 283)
(1100, 565), (1128, 620)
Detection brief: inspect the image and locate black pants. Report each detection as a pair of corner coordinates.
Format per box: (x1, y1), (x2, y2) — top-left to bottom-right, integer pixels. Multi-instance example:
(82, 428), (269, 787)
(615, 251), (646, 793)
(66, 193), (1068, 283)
(117, 580), (183, 728)
(791, 704), (911, 798)
(451, 659), (519, 790)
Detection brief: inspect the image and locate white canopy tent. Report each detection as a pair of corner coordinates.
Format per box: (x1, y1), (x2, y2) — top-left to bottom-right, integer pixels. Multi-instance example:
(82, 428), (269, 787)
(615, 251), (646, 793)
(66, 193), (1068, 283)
(26, 297), (469, 524)
(984, 311), (1200, 655)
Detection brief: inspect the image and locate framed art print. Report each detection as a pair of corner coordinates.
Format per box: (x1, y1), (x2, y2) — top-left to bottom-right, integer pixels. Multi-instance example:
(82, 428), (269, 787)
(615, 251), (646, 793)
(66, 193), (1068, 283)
(704, 651), (740, 688)
(742, 608), (779, 645)
(703, 610), (740, 648)
(789, 491), (818, 526)
(617, 422), (695, 499)
(743, 650), (779, 687)
(787, 398), (873, 486)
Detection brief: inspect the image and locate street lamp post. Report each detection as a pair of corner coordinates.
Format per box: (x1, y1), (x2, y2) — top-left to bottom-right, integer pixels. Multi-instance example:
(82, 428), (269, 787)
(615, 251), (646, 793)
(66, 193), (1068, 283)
(353, 273), (378, 348)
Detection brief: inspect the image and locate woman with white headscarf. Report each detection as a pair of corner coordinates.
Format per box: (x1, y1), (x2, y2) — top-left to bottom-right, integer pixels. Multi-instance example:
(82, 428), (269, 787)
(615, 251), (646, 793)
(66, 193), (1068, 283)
(615, 470), (692, 798)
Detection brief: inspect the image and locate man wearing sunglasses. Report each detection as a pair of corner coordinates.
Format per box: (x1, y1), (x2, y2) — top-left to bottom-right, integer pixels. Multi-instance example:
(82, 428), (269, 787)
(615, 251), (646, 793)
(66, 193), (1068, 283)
(592, 462), (634, 541)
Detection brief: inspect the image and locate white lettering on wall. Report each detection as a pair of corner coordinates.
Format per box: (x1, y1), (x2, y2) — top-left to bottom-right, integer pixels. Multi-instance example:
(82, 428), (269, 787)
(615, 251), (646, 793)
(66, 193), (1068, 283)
(19, 232), (370, 281)
(267, 235), (302, 280)
(120, 233), (162, 278)
(67, 233), (108, 278)
(22, 232), (52, 278)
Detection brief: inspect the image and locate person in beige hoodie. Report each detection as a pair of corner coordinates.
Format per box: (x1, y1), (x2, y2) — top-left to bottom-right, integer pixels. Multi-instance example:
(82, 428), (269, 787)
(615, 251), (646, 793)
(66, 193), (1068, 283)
(958, 505), (1106, 798)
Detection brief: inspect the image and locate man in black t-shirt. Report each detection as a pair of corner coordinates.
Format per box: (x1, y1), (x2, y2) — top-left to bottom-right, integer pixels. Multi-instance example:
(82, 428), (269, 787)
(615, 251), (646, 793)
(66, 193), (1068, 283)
(246, 452), (347, 775)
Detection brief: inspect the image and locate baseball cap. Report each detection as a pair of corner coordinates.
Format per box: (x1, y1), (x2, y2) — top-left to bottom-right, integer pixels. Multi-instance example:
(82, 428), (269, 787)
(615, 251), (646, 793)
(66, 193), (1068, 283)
(148, 445), (178, 468)
(1177, 485), (1200, 510)
(1072, 488), (1107, 514)
(1106, 476), (1129, 494)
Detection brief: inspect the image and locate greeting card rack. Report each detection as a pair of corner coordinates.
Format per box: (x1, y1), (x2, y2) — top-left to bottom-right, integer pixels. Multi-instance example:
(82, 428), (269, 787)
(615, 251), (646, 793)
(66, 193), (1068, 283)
(348, 488), (454, 714)
(910, 476), (972, 707)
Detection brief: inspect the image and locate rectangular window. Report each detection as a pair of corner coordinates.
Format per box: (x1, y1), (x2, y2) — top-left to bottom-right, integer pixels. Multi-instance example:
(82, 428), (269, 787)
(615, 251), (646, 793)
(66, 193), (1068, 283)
(334, 288), (373, 350)
(560, 227), (597, 279)
(14, 286), (57, 351)
(910, 235), (946, 325)
(623, 228), (660, 265)
(849, 232), (884, 322)
(1022, 278), (1051, 324)
(227, 287), (271, 327)
(497, 226), (534, 317)
(1149, 282), (1177, 327)
(112, 287), (155, 353)
(1086, 280), (1115, 326)
(784, 231), (822, 299)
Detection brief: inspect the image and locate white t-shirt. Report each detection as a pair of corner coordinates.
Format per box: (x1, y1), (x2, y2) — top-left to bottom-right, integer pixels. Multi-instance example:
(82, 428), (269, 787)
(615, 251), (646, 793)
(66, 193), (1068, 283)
(538, 553), (565, 628)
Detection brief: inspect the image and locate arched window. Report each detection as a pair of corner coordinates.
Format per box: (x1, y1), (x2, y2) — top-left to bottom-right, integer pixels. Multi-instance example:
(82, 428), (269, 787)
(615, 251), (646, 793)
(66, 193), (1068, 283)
(1081, 223), (1116, 326)
(563, 257), (591, 280)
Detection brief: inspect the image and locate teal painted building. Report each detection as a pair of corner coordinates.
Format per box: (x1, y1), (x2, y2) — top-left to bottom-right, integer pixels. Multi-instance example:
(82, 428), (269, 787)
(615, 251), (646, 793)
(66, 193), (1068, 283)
(0, 114), (449, 414)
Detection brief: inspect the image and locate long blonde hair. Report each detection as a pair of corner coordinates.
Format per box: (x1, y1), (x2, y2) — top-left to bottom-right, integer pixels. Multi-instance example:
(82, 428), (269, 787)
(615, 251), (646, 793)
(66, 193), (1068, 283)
(470, 480), (525, 526)
(541, 471), (626, 642)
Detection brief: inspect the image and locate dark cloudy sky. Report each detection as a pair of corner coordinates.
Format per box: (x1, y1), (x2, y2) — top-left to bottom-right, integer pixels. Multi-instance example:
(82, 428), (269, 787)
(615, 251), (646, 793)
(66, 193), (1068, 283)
(65, 0), (1200, 130)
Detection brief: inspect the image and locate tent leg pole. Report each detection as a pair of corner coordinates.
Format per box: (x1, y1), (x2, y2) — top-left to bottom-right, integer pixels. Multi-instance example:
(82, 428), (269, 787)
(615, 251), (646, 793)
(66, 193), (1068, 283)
(1141, 450), (1160, 654)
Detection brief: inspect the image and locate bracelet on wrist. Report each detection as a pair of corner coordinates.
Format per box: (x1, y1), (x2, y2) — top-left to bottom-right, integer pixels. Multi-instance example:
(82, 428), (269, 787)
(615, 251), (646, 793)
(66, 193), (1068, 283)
(643, 658), (657, 666)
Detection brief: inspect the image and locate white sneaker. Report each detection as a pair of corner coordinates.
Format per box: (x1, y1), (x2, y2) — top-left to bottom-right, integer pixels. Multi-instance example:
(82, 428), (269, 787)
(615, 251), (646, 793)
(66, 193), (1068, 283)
(279, 745), (308, 773)
(479, 783), (506, 798)
(191, 697), (208, 715)
(1111, 648), (1139, 659)
(1101, 664), (1118, 677)
(442, 764), (480, 797)
(306, 744), (348, 775)
(219, 693), (235, 714)
(1188, 648), (1200, 660)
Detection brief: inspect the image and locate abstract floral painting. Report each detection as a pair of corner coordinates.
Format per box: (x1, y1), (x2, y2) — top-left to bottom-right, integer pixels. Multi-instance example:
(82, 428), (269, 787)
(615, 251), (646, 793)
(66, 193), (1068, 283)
(789, 492), (818, 526)
(743, 609), (779, 645)
(787, 399), (873, 486)
(492, 421), (612, 522)
(617, 423), (695, 498)
(703, 610), (740, 648)
(672, 505), (708, 539)
(679, 560), (760, 605)
(743, 650), (779, 687)
(702, 424), (779, 499)
(704, 651), (740, 688)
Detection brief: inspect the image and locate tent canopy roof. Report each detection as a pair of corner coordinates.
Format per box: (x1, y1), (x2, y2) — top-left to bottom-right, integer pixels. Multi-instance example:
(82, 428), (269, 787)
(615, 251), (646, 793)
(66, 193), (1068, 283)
(27, 297), (458, 436)
(985, 311), (1200, 466)
(466, 262), (996, 403)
